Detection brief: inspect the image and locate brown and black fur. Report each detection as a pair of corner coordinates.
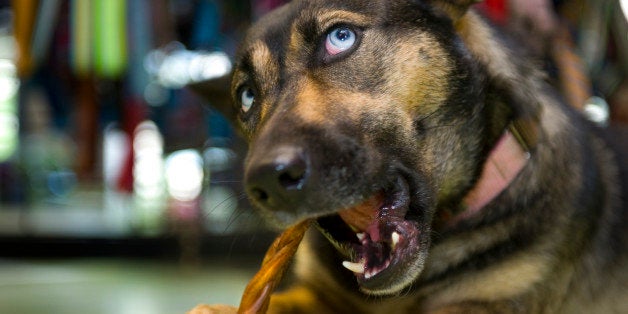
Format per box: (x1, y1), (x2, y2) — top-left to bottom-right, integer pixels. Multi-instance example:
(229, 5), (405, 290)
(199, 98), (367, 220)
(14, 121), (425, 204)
(191, 0), (628, 313)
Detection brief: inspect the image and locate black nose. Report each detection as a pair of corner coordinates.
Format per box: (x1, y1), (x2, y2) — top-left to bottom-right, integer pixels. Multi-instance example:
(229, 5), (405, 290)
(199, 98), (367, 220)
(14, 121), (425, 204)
(245, 146), (309, 209)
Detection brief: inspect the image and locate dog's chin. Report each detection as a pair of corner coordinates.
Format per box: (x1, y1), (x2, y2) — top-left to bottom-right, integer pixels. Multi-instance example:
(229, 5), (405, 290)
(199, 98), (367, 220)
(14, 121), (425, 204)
(315, 176), (431, 296)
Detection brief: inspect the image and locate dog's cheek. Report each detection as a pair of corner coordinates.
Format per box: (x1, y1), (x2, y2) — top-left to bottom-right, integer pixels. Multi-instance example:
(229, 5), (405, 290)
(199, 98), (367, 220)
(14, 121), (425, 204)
(386, 34), (454, 116)
(381, 32), (488, 204)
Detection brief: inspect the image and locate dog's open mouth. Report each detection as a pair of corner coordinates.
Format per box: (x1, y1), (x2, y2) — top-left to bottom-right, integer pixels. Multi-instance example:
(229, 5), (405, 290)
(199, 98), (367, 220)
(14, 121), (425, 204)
(315, 177), (422, 292)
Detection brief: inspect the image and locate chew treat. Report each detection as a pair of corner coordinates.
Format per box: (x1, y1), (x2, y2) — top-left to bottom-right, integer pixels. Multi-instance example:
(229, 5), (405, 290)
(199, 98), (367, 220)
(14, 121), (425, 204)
(238, 219), (313, 314)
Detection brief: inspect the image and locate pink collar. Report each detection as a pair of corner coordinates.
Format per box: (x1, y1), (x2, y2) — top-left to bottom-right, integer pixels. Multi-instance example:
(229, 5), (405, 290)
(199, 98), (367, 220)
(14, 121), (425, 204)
(448, 127), (532, 225)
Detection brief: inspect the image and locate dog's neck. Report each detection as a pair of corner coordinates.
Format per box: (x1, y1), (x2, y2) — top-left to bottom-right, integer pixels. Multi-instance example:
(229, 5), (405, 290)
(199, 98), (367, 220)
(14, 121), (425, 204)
(447, 122), (537, 226)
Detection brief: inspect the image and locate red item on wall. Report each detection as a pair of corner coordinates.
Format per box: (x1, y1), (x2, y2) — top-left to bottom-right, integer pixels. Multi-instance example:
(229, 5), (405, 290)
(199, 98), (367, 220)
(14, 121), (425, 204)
(116, 97), (148, 193)
(477, 0), (509, 25)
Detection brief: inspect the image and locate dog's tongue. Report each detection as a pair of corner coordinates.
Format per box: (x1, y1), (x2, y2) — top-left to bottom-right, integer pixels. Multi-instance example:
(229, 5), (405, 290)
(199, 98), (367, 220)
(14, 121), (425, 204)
(336, 191), (415, 280)
(338, 193), (385, 232)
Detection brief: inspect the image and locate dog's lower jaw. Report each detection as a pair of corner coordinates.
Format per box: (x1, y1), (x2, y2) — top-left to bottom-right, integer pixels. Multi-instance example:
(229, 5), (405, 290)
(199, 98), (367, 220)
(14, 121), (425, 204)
(316, 220), (430, 297)
(358, 239), (429, 296)
(315, 175), (434, 296)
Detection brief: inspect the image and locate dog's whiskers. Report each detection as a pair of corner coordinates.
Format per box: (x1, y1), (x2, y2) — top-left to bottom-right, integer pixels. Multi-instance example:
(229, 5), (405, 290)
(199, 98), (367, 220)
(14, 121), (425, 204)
(201, 190), (247, 217)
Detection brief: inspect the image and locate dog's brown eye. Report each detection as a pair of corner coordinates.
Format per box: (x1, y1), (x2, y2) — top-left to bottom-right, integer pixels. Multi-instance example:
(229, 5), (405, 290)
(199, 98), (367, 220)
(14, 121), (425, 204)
(240, 87), (255, 112)
(326, 27), (356, 55)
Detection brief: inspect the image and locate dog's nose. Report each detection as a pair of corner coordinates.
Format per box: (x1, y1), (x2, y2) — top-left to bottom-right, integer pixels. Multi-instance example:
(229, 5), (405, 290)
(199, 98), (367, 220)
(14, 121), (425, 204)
(245, 146), (309, 208)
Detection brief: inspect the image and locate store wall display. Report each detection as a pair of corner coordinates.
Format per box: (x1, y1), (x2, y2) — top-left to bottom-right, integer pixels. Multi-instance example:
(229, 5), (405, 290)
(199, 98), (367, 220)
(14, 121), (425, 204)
(0, 0), (278, 240)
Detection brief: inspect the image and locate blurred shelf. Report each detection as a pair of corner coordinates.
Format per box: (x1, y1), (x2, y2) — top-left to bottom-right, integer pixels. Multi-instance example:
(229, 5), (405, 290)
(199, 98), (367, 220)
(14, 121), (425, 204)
(0, 232), (276, 258)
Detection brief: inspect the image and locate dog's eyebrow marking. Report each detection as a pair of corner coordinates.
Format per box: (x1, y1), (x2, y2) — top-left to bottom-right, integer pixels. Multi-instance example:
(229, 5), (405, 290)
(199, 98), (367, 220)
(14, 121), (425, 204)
(289, 9), (370, 46)
(315, 10), (371, 31)
(246, 40), (280, 122)
(248, 40), (280, 87)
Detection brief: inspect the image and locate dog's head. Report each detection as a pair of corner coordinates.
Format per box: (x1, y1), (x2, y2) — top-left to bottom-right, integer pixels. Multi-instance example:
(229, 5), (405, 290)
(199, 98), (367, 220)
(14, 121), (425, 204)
(227, 0), (496, 296)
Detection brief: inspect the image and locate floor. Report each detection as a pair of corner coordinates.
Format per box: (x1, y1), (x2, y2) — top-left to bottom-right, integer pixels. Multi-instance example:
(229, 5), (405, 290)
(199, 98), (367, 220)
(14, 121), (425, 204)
(0, 258), (259, 314)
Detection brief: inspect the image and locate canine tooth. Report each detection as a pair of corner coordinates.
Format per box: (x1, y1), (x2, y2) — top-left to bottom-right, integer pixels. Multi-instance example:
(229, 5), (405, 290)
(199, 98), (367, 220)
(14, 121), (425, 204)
(391, 232), (400, 249)
(342, 261), (365, 274)
(356, 232), (366, 241)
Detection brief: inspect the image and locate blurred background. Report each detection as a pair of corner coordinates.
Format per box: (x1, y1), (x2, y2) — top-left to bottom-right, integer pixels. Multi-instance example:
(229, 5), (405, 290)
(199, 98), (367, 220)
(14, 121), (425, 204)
(0, 0), (625, 313)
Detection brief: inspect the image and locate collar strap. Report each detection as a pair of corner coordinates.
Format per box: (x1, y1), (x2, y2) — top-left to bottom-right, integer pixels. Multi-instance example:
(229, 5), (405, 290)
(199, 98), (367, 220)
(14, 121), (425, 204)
(449, 120), (538, 225)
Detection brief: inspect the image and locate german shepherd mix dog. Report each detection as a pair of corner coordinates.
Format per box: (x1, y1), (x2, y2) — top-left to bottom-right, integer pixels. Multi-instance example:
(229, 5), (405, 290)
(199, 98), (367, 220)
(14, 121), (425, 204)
(193, 0), (628, 313)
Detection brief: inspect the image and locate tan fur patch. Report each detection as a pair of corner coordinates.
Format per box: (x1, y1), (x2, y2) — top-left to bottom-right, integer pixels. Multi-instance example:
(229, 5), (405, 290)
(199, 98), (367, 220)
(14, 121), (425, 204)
(387, 35), (452, 115)
(249, 41), (280, 122)
(539, 97), (569, 139)
(250, 40), (280, 84)
(456, 12), (517, 84)
(293, 79), (329, 125)
(287, 22), (307, 71)
(423, 222), (516, 278)
(293, 76), (416, 140)
(315, 10), (371, 31)
(424, 253), (550, 310)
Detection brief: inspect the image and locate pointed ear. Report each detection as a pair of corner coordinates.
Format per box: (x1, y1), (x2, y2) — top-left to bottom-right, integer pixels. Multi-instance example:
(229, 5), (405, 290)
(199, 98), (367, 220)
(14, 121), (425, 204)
(187, 73), (237, 122)
(427, 0), (481, 21)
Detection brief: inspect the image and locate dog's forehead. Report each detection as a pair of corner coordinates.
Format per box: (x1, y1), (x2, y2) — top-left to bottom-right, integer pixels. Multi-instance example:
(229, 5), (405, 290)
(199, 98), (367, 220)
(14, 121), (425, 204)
(237, 1), (388, 62)
(251, 0), (382, 34)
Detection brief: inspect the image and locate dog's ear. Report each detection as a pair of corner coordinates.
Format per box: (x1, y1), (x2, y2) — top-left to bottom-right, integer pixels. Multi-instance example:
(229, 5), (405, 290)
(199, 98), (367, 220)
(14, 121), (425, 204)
(426, 0), (481, 21)
(187, 73), (237, 122)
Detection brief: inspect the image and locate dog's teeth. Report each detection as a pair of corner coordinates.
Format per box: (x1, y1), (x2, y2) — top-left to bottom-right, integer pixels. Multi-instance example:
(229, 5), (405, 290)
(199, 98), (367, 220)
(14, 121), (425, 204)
(364, 269), (376, 279)
(356, 232), (366, 241)
(391, 232), (400, 250)
(342, 260), (365, 274)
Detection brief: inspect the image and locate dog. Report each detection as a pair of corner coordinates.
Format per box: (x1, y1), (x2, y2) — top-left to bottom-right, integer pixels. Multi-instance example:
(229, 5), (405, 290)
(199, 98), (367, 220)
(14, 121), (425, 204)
(190, 0), (628, 312)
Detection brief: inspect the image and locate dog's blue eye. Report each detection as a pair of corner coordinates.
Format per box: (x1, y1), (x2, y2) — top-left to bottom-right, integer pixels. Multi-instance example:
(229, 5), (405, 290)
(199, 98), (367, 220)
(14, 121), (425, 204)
(326, 27), (356, 55)
(241, 87), (255, 112)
